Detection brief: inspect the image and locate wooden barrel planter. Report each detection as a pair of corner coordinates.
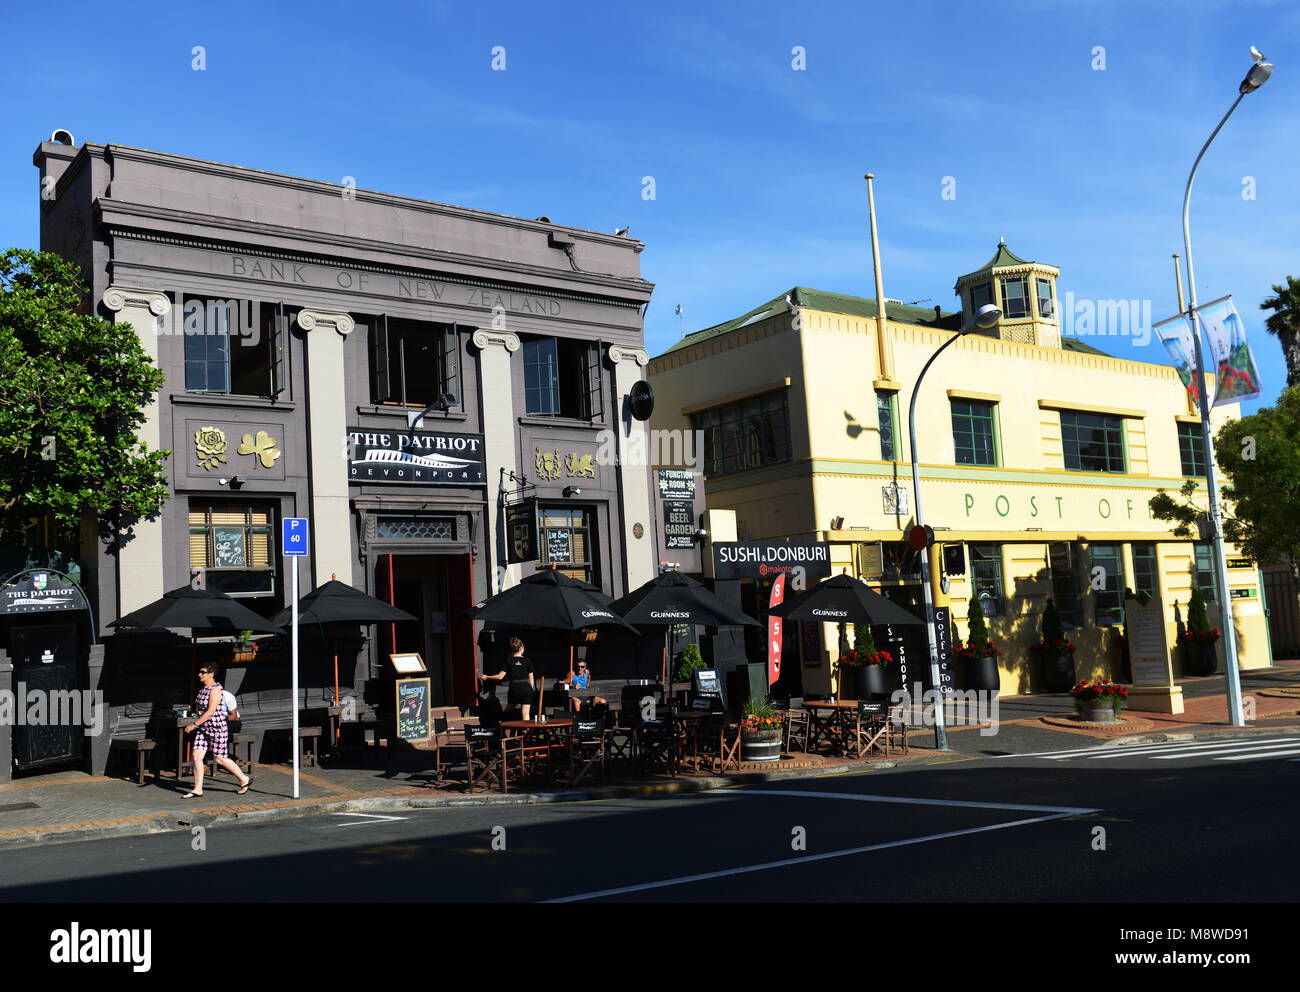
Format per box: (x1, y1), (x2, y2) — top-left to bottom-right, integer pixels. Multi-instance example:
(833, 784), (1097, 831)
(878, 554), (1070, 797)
(1184, 641), (1217, 677)
(1040, 651), (1076, 693)
(741, 729), (783, 762)
(1082, 702), (1117, 724)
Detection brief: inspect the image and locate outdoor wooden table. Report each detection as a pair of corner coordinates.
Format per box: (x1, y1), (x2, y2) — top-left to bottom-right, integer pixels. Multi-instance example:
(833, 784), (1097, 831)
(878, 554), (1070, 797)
(501, 718), (573, 783)
(804, 700), (858, 756)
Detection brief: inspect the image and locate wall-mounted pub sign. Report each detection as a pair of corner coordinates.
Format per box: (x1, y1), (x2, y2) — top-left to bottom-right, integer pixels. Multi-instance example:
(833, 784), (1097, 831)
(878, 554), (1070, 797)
(347, 428), (486, 485)
(506, 498), (539, 563)
(657, 469), (695, 500)
(0, 570), (90, 615)
(663, 500), (695, 549)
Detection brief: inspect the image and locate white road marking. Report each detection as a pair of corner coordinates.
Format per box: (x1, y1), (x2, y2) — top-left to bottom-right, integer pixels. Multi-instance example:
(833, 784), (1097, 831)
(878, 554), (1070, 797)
(1215, 747), (1300, 761)
(727, 788), (1098, 815)
(546, 813), (1083, 903)
(325, 812), (410, 827)
(1018, 737), (1300, 760)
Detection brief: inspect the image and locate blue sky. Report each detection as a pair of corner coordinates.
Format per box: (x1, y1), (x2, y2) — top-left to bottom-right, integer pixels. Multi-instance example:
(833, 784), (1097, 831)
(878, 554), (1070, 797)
(2, 0), (1296, 412)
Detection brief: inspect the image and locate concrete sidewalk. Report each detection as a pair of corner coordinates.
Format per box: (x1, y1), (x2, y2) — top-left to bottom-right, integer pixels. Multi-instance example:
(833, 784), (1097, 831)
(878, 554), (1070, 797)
(2, 662), (1296, 852)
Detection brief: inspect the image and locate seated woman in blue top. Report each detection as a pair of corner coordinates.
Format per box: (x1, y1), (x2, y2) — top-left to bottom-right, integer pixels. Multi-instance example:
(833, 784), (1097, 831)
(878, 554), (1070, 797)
(562, 660), (606, 714)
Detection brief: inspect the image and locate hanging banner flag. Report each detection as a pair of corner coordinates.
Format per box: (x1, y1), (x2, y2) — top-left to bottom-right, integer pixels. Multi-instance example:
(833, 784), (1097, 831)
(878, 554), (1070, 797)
(767, 573), (785, 686)
(1195, 295), (1263, 406)
(1153, 313), (1198, 405)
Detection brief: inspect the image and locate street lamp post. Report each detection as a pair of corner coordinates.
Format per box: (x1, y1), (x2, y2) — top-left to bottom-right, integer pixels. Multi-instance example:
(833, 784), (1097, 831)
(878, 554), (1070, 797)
(1180, 55), (1273, 728)
(908, 303), (1001, 750)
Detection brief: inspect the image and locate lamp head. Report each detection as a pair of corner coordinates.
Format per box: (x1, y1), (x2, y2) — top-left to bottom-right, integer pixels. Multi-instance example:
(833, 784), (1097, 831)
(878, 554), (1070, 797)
(1241, 60), (1273, 94)
(963, 303), (1002, 333)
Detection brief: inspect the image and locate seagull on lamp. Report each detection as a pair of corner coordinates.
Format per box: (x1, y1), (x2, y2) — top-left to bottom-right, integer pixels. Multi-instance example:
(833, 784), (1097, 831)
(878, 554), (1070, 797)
(1250, 45), (1266, 62)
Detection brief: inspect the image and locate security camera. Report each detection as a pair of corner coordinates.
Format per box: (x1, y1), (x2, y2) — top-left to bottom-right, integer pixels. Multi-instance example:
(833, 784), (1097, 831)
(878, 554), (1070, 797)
(562, 486), (582, 498)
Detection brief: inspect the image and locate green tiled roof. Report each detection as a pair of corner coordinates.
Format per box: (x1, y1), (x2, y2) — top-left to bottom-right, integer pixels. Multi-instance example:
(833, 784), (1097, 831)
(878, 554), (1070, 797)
(1061, 337), (1111, 358)
(661, 286), (960, 356)
(956, 239), (1033, 286)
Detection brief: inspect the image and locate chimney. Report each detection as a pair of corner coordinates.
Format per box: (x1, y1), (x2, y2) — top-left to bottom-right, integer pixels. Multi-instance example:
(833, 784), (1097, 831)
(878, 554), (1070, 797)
(33, 130), (80, 202)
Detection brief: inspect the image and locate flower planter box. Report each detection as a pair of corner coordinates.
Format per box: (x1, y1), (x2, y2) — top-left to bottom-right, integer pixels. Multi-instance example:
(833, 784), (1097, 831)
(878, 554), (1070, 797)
(964, 655), (1000, 693)
(1041, 651), (1076, 693)
(1183, 641), (1218, 677)
(741, 729), (782, 762)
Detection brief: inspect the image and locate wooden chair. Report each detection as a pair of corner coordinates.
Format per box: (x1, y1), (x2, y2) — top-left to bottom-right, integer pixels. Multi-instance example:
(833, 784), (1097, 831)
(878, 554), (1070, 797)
(843, 699), (890, 758)
(464, 724), (504, 792)
(696, 714), (742, 772)
(783, 697), (810, 754)
(568, 715), (607, 787)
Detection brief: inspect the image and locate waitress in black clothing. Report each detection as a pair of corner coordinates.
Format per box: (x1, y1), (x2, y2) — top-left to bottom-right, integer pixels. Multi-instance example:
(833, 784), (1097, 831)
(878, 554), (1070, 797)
(483, 635), (536, 720)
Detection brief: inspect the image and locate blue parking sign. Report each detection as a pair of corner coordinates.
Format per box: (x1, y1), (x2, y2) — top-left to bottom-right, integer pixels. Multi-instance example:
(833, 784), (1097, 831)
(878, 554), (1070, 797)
(282, 517), (309, 557)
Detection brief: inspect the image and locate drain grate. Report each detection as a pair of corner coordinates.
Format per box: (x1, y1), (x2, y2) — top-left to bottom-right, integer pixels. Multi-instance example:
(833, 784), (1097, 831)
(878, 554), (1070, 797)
(0, 802), (40, 813)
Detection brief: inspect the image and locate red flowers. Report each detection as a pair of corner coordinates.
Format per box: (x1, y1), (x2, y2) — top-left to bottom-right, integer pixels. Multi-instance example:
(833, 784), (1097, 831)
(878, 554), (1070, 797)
(837, 649), (893, 669)
(1177, 627), (1221, 645)
(1072, 678), (1128, 706)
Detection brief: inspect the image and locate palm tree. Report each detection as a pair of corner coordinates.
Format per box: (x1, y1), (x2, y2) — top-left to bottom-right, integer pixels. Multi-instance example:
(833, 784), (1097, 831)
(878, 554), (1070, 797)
(1260, 276), (1300, 388)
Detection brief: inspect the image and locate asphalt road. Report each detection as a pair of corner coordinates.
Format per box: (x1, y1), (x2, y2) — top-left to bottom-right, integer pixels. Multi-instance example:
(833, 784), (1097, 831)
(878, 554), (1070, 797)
(2, 736), (1296, 903)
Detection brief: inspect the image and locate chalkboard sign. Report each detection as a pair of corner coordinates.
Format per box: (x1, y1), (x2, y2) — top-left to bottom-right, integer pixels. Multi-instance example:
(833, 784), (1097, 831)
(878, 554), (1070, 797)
(693, 669), (721, 696)
(546, 528), (571, 562)
(395, 678), (431, 741)
(213, 528), (246, 568)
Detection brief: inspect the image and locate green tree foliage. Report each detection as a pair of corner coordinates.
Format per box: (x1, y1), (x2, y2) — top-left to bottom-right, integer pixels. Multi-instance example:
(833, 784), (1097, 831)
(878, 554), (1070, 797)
(853, 621), (874, 655)
(1260, 275), (1300, 389)
(1041, 598), (1064, 644)
(966, 594), (991, 653)
(674, 642), (705, 682)
(0, 249), (170, 550)
(1186, 586), (1211, 635)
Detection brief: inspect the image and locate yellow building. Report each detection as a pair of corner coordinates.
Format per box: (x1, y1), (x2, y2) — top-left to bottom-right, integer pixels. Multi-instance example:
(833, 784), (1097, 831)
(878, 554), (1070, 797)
(647, 242), (1272, 699)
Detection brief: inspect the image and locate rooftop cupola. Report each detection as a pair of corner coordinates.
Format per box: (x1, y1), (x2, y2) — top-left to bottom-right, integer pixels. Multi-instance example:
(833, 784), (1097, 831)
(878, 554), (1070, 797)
(954, 239), (1061, 348)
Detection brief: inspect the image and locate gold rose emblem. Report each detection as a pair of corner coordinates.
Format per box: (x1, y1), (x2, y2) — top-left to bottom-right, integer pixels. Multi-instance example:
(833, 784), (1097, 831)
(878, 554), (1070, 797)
(238, 430), (281, 469)
(195, 427), (228, 470)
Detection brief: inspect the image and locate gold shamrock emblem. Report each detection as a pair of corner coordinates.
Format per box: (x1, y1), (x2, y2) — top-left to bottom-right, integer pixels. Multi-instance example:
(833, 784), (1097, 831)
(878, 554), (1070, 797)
(195, 427), (228, 471)
(238, 430), (281, 469)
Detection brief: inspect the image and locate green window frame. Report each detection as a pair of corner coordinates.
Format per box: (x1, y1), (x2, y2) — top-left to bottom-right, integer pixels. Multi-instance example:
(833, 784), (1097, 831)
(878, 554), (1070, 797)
(1035, 277), (1055, 319)
(970, 543), (1004, 617)
(951, 399), (997, 466)
(1049, 541), (1081, 627)
(1177, 421), (1206, 477)
(1194, 541), (1218, 603)
(999, 275), (1029, 319)
(1132, 543), (1159, 598)
(877, 390), (897, 461)
(691, 390), (791, 477)
(969, 281), (993, 319)
(1090, 543), (1124, 626)
(1061, 411), (1126, 473)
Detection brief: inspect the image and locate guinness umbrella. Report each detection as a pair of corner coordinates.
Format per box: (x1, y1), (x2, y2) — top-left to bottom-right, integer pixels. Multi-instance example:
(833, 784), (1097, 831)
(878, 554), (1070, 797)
(464, 567), (639, 712)
(272, 578), (418, 711)
(609, 570), (760, 702)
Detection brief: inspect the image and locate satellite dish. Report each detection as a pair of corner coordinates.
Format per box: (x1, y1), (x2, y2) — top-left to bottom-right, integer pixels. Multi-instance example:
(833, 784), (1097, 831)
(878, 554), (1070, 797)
(628, 380), (655, 421)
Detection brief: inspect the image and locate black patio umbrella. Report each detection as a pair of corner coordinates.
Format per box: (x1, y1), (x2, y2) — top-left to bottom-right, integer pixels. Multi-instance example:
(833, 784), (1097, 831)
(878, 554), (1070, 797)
(770, 573), (924, 669)
(272, 578), (418, 708)
(110, 584), (285, 694)
(609, 571), (760, 700)
(464, 567), (639, 712)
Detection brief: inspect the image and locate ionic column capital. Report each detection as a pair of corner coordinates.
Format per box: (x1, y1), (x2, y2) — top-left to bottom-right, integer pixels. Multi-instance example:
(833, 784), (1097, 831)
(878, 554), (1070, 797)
(297, 308), (355, 336)
(607, 345), (649, 367)
(102, 286), (170, 317)
(472, 328), (521, 352)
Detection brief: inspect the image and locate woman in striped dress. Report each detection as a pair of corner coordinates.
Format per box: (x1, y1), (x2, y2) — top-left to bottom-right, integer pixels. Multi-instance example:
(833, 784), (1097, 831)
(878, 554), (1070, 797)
(183, 664), (251, 798)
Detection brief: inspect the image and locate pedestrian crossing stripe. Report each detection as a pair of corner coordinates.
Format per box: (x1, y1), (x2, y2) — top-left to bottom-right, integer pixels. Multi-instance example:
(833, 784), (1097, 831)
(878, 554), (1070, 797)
(1015, 737), (1300, 761)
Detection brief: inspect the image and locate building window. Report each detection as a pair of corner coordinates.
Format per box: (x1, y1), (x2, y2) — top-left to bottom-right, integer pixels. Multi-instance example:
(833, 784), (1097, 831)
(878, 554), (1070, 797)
(371, 317), (459, 408)
(950, 399), (997, 466)
(999, 275), (1029, 319)
(1132, 543), (1159, 598)
(1194, 542), (1218, 603)
(877, 390), (897, 461)
(540, 506), (596, 586)
(1090, 543), (1123, 626)
(1177, 421), (1206, 477)
(1061, 411), (1126, 473)
(1035, 277), (1055, 319)
(970, 543), (1004, 617)
(969, 281), (993, 319)
(692, 390), (791, 477)
(188, 502), (275, 597)
(183, 298), (289, 397)
(1049, 541), (1081, 627)
(521, 336), (603, 419)
(375, 517), (456, 541)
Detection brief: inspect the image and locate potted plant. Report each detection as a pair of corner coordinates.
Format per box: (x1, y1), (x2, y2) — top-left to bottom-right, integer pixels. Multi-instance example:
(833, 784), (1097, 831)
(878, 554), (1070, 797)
(955, 594), (1001, 692)
(1177, 587), (1220, 676)
(740, 696), (784, 762)
(836, 624), (894, 699)
(1071, 678), (1128, 723)
(1033, 599), (1076, 692)
(231, 630), (259, 664)
(674, 642), (706, 683)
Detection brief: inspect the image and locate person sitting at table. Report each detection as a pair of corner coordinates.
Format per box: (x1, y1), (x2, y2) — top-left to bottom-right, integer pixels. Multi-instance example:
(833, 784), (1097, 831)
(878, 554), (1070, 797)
(482, 636), (536, 720)
(562, 660), (606, 714)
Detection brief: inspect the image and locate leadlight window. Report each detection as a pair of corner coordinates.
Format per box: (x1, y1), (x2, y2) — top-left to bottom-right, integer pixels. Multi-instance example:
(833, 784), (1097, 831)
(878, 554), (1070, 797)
(877, 390), (897, 461)
(951, 399), (997, 466)
(375, 517), (456, 541)
(1177, 421), (1206, 477)
(1194, 541), (1218, 603)
(1061, 411), (1126, 473)
(969, 281), (993, 319)
(999, 275), (1029, 319)
(1132, 543), (1159, 598)
(1090, 543), (1123, 626)
(692, 390), (791, 477)
(1049, 541), (1081, 627)
(970, 543), (1004, 617)
(540, 507), (595, 586)
(1035, 277), (1055, 319)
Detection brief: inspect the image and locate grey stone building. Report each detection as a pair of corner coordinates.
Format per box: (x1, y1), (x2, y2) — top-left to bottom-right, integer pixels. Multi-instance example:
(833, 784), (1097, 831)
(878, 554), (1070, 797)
(31, 136), (656, 729)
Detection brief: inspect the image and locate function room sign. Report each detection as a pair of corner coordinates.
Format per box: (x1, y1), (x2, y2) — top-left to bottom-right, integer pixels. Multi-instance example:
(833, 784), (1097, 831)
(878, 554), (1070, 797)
(713, 542), (832, 580)
(348, 428), (486, 485)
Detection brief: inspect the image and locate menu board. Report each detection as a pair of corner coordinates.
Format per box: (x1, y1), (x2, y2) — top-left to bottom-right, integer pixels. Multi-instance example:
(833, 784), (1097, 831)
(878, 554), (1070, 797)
(1127, 598), (1173, 688)
(213, 528), (246, 568)
(396, 678), (431, 741)
(546, 528), (572, 563)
